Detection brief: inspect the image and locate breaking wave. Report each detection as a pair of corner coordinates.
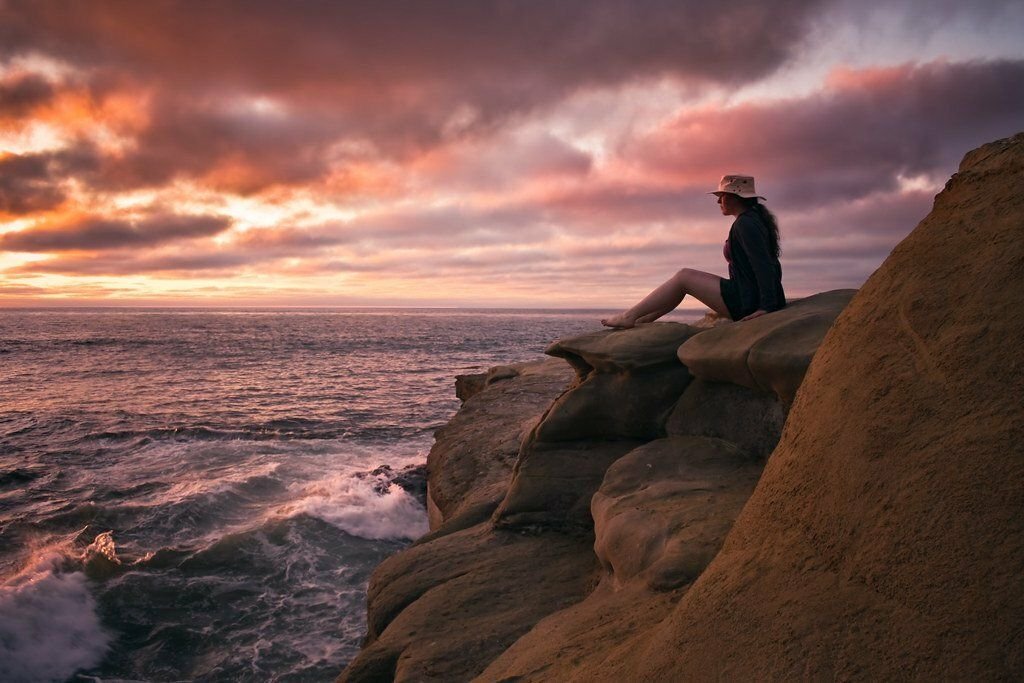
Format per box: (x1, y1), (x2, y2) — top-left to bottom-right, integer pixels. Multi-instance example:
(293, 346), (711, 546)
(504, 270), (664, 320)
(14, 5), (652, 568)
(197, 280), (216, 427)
(0, 545), (110, 683)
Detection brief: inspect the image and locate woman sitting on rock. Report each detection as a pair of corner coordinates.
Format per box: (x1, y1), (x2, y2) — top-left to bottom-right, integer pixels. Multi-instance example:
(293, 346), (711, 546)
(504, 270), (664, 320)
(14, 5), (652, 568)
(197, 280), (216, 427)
(601, 175), (785, 328)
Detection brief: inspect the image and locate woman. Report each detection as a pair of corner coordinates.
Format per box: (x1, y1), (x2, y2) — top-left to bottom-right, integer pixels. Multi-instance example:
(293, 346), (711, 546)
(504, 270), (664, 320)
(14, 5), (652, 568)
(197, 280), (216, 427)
(601, 174), (785, 328)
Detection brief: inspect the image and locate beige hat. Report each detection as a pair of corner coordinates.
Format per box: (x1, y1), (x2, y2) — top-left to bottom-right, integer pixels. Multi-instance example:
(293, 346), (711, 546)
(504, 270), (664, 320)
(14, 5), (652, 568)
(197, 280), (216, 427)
(710, 174), (764, 199)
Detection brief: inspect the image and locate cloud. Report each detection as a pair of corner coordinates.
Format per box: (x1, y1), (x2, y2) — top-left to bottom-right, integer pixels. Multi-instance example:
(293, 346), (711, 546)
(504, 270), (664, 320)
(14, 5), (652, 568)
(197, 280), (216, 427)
(1, 1), (826, 151)
(12, 251), (252, 276)
(95, 96), (343, 194)
(0, 74), (55, 118)
(2, 2), (1022, 306)
(3, 1), (824, 90)
(1, 213), (232, 252)
(0, 148), (101, 215)
(628, 59), (1024, 206)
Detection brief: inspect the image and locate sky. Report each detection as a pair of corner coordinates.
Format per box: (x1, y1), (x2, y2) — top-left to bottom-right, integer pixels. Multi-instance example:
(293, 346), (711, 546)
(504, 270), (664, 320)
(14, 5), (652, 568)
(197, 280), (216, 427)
(1, 0), (1022, 309)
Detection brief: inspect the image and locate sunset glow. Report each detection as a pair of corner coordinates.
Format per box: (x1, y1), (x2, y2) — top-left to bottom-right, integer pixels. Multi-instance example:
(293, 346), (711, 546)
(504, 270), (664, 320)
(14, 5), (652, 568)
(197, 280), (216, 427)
(2, 1), (1023, 308)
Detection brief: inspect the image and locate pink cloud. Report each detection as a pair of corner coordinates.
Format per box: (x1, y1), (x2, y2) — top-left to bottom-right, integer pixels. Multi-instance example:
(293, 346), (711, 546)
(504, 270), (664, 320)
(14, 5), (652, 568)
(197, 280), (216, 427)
(1, 213), (232, 252)
(628, 59), (1024, 206)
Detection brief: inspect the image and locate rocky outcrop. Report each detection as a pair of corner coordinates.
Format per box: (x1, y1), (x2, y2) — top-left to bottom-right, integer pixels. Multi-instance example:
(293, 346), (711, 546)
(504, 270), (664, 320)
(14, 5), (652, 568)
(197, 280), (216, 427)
(341, 358), (596, 683)
(678, 289), (855, 404)
(493, 323), (701, 531)
(665, 380), (784, 460)
(603, 130), (1024, 681)
(426, 358), (574, 529)
(342, 132), (1024, 683)
(592, 436), (762, 592)
(342, 297), (849, 681)
(478, 436), (761, 682)
(340, 523), (597, 682)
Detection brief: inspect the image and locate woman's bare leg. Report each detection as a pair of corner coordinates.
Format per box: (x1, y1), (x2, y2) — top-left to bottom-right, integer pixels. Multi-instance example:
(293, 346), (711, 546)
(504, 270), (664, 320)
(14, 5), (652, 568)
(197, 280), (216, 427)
(601, 268), (730, 328)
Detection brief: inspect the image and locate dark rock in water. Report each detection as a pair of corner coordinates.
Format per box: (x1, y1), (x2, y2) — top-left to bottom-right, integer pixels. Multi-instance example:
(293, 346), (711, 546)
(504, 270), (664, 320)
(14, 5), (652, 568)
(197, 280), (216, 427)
(389, 464), (427, 507)
(362, 464), (428, 507)
(82, 531), (123, 580)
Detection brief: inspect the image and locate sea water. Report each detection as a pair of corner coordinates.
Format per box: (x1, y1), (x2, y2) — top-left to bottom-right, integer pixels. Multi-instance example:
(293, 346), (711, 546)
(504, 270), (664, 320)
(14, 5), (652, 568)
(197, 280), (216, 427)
(0, 307), (700, 681)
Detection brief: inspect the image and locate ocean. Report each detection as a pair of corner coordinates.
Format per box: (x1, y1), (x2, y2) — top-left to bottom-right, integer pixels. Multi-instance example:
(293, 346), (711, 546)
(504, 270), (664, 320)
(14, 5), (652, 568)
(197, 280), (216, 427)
(0, 307), (701, 682)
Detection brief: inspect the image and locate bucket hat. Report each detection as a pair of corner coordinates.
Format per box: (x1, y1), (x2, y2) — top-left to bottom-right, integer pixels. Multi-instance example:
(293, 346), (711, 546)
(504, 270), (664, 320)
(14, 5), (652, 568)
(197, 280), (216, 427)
(709, 174), (764, 199)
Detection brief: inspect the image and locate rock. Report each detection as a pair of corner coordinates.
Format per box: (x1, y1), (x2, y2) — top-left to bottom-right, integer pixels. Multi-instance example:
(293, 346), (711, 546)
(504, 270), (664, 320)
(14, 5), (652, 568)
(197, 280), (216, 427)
(491, 439), (641, 533)
(454, 364), (521, 403)
(454, 372), (487, 402)
(537, 323), (699, 441)
(492, 323), (699, 531)
(592, 436), (762, 591)
(426, 358), (574, 530)
(677, 289), (855, 404)
(337, 522), (597, 683)
(477, 581), (678, 683)
(546, 321), (700, 376)
(346, 134), (1024, 681)
(666, 379), (785, 460)
(362, 464), (428, 507)
(477, 436), (761, 682)
(616, 133), (1024, 679)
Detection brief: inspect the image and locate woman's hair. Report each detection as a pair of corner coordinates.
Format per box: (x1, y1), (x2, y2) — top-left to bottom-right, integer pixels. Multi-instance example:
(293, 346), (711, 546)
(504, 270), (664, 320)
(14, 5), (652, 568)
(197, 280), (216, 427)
(743, 197), (781, 258)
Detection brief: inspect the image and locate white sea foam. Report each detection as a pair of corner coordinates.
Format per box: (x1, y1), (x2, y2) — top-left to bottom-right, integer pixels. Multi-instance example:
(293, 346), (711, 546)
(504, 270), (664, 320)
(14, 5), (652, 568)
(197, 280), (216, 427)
(0, 551), (110, 683)
(286, 473), (429, 541)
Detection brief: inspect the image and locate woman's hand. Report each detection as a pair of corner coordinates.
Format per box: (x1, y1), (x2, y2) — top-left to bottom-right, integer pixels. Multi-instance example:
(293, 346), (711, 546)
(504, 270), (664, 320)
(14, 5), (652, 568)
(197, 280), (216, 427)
(739, 309), (768, 322)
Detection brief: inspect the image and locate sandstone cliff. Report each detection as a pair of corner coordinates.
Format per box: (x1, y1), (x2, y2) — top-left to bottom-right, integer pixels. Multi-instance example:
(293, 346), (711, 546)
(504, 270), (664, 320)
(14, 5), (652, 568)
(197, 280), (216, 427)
(339, 132), (1024, 681)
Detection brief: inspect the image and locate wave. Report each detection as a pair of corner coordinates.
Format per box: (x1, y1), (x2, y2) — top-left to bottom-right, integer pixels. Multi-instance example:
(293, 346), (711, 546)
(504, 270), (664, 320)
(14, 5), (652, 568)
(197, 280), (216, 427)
(282, 467), (429, 541)
(0, 542), (110, 683)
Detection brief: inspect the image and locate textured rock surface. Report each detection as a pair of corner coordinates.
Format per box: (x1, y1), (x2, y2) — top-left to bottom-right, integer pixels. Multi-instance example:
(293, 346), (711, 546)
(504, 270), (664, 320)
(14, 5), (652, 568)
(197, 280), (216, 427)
(537, 322), (699, 441)
(678, 289), (855, 404)
(493, 323), (698, 530)
(426, 358), (573, 529)
(666, 379), (785, 460)
(478, 436), (760, 681)
(612, 132), (1024, 680)
(592, 436), (762, 591)
(454, 364), (523, 403)
(338, 523), (596, 683)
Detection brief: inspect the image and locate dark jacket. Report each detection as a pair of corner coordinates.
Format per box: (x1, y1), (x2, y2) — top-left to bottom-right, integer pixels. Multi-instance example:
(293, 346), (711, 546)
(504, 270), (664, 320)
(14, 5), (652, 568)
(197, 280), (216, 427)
(727, 210), (785, 314)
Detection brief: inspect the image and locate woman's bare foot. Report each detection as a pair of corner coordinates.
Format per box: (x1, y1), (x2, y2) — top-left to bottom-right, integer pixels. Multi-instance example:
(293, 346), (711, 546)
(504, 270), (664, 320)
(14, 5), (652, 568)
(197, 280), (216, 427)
(600, 313), (636, 329)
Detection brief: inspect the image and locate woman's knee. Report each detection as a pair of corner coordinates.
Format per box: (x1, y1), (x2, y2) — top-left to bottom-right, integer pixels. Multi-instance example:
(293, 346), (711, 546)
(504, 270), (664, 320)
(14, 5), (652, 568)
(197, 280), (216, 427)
(674, 268), (697, 287)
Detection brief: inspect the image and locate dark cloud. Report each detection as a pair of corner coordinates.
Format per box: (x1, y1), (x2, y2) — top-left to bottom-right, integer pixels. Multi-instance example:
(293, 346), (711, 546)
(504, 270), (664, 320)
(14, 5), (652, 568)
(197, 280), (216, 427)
(1, 1), (825, 143)
(0, 154), (65, 214)
(0, 1), (827, 197)
(1, 213), (232, 252)
(12, 251), (253, 277)
(631, 59), (1024, 206)
(0, 148), (101, 215)
(0, 74), (55, 118)
(95, 96), (342, 194)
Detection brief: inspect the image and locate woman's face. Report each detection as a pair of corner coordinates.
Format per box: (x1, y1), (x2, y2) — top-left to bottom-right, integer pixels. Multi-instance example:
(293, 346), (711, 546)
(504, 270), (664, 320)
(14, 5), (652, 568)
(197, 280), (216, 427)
(716, 192), (742, 216)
